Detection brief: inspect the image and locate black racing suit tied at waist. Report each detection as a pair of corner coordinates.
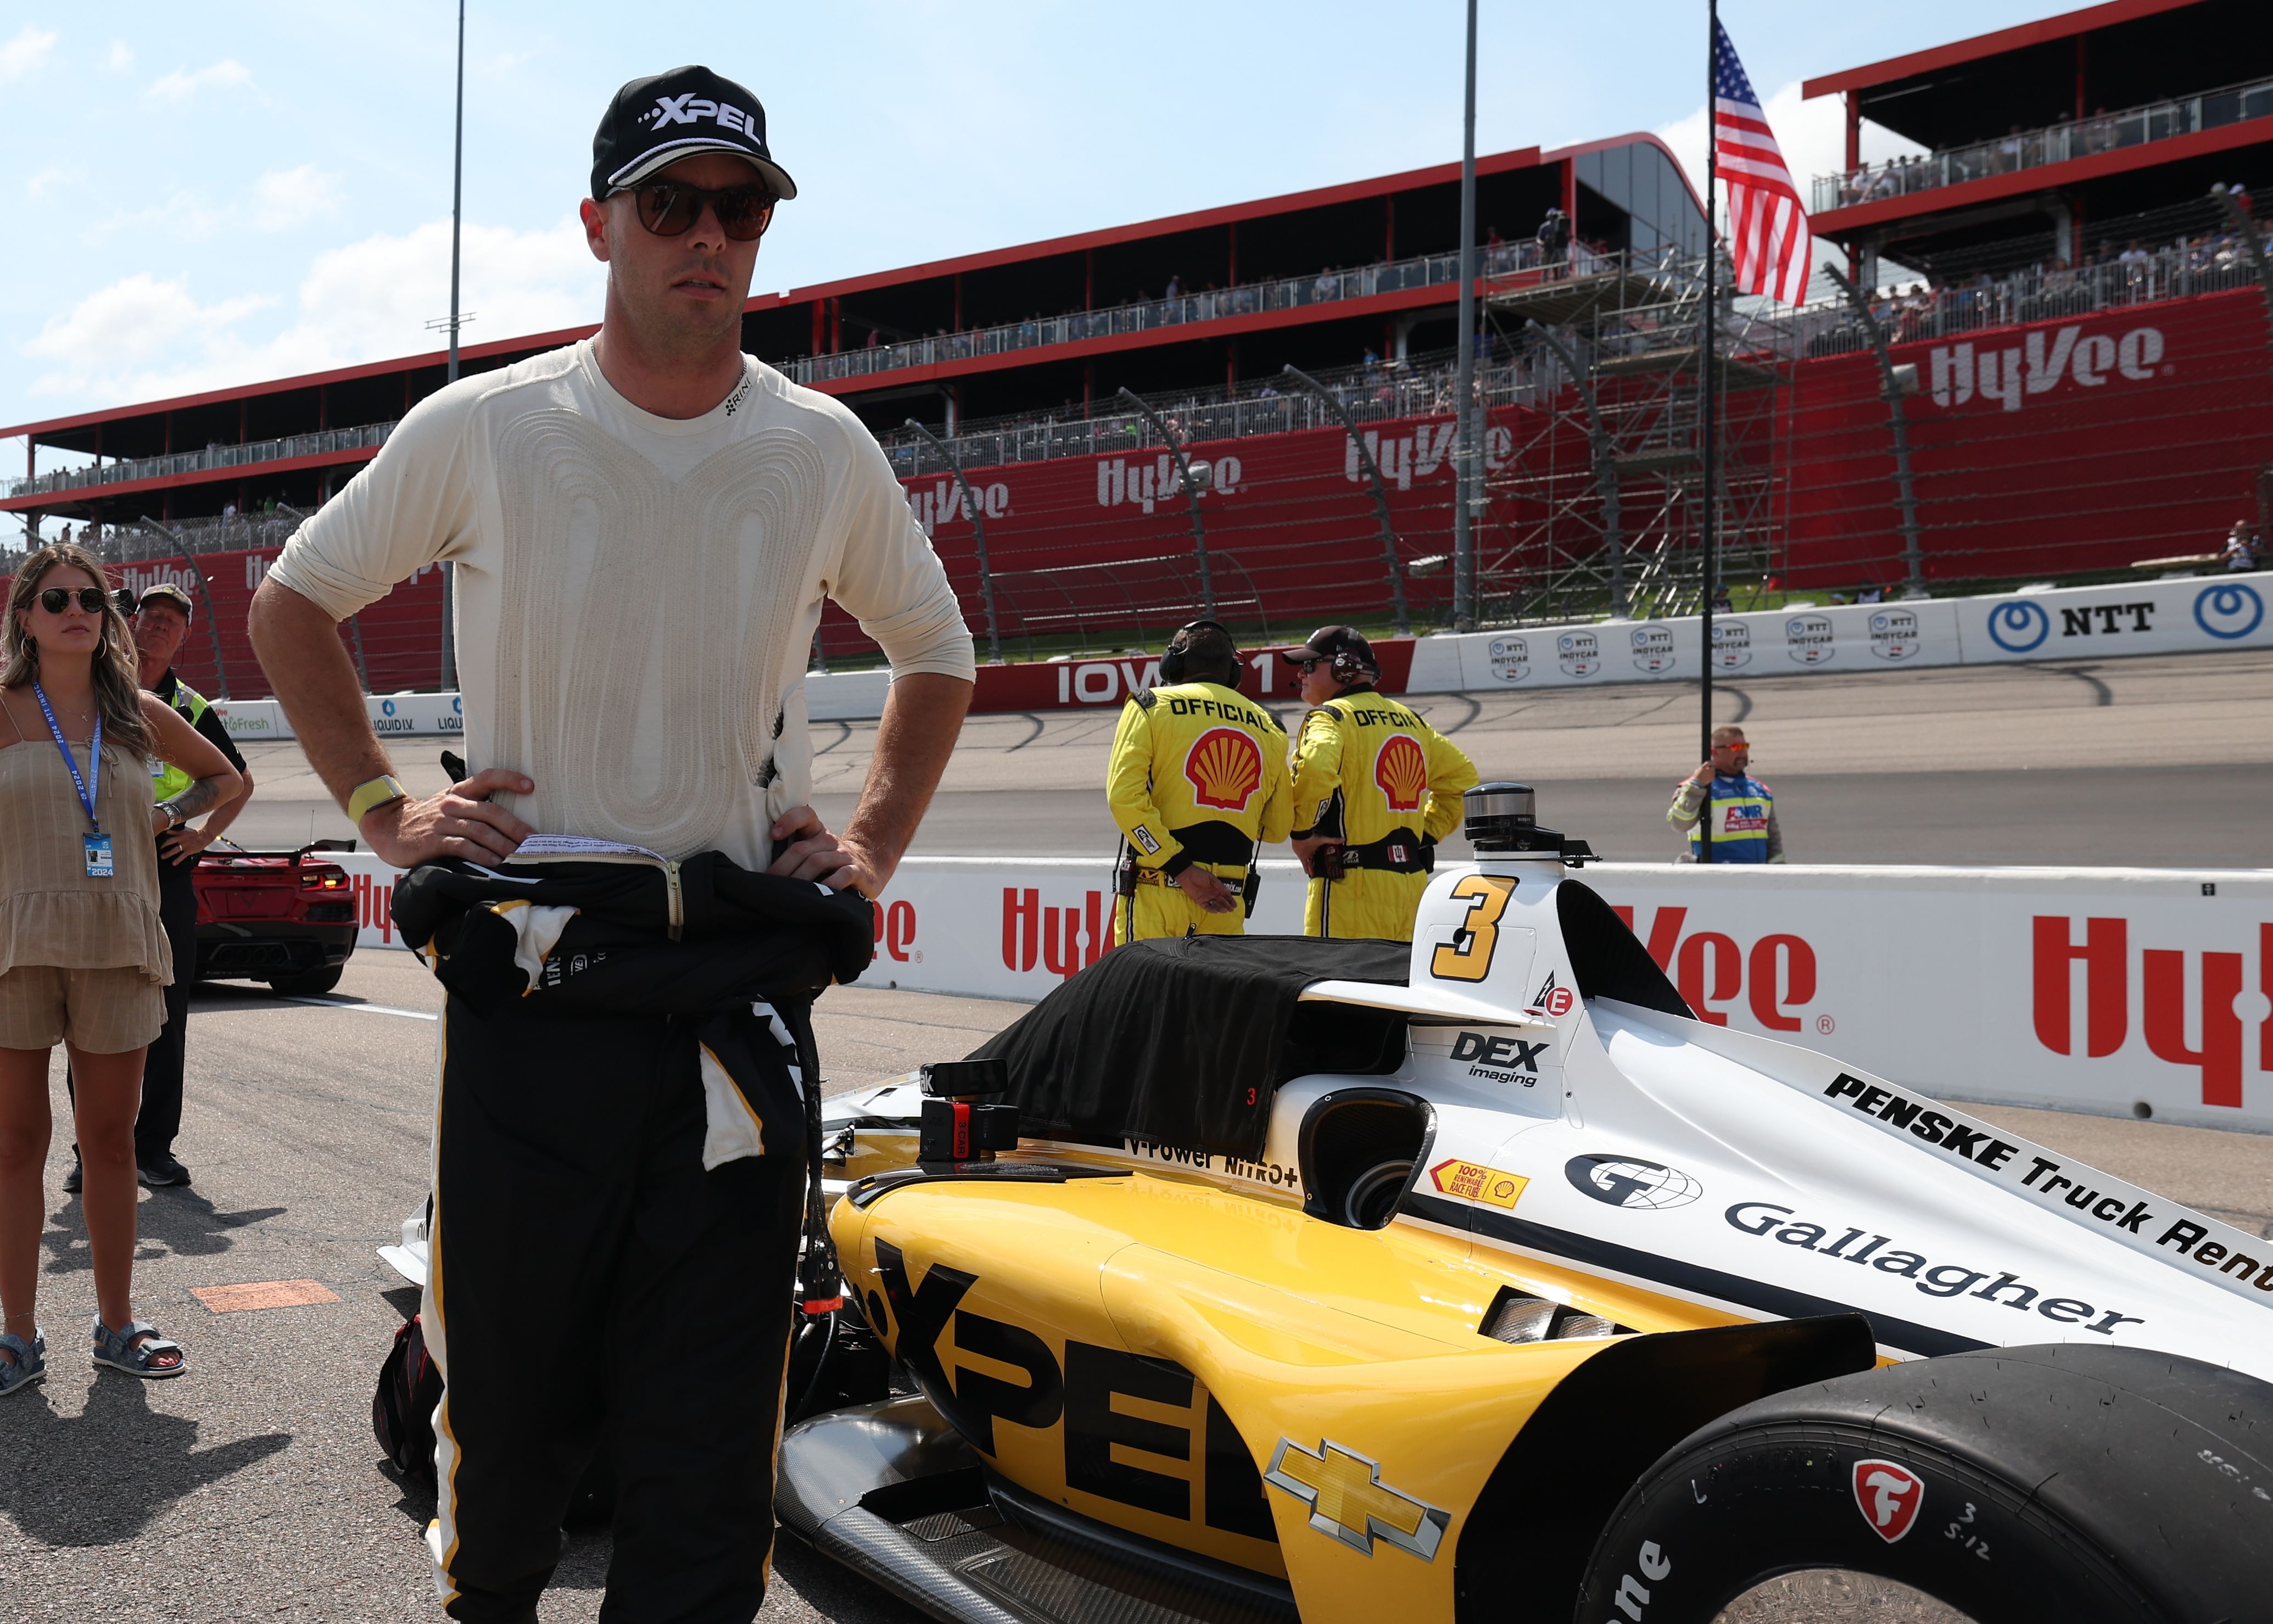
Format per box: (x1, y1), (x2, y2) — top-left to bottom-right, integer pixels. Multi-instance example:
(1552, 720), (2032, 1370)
(390, 851), (877, 1309)
(1331, 830), (1436, 874)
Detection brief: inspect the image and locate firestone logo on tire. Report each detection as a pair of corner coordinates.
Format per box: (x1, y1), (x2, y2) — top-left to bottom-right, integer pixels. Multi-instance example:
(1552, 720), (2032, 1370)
(1852, 1460), (1925, 1543)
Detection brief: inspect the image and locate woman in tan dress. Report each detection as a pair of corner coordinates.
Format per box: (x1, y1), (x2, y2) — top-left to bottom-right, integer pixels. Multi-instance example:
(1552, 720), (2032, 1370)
(0, 543), (240, 1395)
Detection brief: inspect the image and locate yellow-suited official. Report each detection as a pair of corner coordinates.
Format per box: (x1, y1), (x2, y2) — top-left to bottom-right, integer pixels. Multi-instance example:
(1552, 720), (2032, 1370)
(1285, 626), (1477, 940)
(1108, 621), (1293, 944)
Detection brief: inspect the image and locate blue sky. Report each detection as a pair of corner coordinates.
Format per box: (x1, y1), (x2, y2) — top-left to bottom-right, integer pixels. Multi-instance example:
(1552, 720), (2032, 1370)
(2, 1), (2067, 445)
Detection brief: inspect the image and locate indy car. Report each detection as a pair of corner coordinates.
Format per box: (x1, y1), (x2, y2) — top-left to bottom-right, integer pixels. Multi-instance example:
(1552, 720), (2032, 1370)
(780, 785), (2270, 1624)
(193, 838), (360, 997)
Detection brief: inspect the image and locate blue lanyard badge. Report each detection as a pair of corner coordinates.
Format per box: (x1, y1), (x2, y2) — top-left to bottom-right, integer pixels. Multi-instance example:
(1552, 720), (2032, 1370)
(32, 684), (110, 879)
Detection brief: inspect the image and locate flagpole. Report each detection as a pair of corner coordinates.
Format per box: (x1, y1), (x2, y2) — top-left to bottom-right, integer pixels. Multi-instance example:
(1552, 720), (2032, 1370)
(1698, 0), (1719, 862)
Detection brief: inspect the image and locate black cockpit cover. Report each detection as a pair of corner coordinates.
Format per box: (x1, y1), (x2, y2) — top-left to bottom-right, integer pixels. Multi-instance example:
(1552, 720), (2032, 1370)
(965, 935), (1410, 1159)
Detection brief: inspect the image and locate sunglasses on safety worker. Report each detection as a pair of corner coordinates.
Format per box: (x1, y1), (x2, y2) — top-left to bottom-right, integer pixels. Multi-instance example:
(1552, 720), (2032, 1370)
(38, 587), (110, 615)
(627, 181), (775, 241)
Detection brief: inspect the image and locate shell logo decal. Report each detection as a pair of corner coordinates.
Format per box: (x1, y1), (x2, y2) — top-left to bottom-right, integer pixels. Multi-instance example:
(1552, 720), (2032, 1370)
(1185, 727), (1264, 811)
(1374, 734), (1428, 812)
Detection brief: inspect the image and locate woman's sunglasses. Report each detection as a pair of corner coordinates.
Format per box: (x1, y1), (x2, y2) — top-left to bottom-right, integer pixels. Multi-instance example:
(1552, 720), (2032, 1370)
(632, 182), (775, 242)
(38, 587), (110, 615)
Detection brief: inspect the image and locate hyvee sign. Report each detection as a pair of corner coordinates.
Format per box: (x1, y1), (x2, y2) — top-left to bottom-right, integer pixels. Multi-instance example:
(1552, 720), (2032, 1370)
(327, 856), (2273, 1132)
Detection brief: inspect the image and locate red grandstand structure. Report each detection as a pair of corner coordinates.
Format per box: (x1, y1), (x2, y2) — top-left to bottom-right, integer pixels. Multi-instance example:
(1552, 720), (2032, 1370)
(3, 0), (2269, 700)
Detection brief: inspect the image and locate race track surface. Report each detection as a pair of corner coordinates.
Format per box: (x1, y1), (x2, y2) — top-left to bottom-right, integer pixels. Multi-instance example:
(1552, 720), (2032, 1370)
(226, 646), (2273, 867)
(1, 955), (2266, 1621)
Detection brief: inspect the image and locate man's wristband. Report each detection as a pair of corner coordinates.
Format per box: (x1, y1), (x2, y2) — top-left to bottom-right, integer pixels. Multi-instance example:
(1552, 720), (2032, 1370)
(347, 774), (409, 825)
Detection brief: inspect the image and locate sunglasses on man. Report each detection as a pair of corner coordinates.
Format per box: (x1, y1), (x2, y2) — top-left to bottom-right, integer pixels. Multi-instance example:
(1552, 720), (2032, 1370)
(38, 587), (111, 615)
(627, 181), (776, 242)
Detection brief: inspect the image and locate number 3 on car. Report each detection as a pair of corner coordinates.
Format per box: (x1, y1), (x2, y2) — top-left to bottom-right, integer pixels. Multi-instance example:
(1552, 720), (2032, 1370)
(1429, 874), (1514, 982)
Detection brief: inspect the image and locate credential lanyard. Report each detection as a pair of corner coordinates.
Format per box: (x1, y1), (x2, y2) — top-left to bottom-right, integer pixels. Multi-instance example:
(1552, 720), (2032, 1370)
(31, 683), (100, 832)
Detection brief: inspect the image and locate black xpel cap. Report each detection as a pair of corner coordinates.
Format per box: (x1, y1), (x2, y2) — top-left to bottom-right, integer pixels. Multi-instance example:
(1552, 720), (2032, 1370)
(591, 65), (797, 203)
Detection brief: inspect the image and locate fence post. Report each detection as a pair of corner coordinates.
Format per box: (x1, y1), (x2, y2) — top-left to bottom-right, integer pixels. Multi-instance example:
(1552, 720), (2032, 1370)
(903, 419), (1003, 664)
(2213, 185), (2273, 374)
(1280, 365), (1409, 633)
(1115, 388), (1215, 619)
(1823, 263), (1927, 598)
(138, 517), (230, 698)
(1521, 322), (1626, 619)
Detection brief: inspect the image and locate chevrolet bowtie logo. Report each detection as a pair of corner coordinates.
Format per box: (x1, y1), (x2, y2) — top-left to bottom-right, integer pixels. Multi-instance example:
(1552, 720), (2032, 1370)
(1263, 1438), (1449, 1560)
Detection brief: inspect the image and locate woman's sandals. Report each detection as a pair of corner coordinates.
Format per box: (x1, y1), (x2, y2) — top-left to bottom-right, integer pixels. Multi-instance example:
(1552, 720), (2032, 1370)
(0, 1329), (46, 1396)
(92, 1315), (186, 1379)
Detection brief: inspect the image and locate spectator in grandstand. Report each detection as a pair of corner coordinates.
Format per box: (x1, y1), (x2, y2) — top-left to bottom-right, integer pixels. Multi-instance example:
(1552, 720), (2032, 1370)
(248, 64), (972, 1624)
(1537, 208), (1571, 271)
(0, 543), (241, 1394)
(1285, 626), (1477, 941)
(2225, 521), (2264, 572)
(1668, 725), (1784, 864)
(61, 582), (254, 1193)
(1105, 620), (1290, 944)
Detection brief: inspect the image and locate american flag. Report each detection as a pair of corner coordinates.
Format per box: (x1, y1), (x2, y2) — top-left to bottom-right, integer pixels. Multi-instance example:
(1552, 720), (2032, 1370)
(1713, 21), (1812, 304)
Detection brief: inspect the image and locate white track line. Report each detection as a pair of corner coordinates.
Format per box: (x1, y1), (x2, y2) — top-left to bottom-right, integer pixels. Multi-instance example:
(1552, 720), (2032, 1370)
(278, 996), (439, 1022)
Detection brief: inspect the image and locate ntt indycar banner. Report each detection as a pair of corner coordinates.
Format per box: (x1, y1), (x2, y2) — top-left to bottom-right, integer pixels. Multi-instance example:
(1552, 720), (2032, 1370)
(1440, 574), (2271, 696)
(331, 853), (2273, 1134)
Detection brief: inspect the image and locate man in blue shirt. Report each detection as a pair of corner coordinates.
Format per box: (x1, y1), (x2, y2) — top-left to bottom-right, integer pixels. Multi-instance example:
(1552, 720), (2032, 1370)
(1668, 725), (1785, 863)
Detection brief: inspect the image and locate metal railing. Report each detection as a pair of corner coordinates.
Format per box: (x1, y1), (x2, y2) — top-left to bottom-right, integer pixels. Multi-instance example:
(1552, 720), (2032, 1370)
(1788, 228), (2272, 358)
(784, 236), (1656, 388)
(1814, 73), (2273, 215)
(4, 421), (393, 503)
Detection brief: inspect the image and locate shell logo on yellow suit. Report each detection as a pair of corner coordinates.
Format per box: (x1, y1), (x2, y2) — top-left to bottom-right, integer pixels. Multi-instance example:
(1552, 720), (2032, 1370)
(1185, 727), (1265, 811)
(1373, 733), (1428, 812)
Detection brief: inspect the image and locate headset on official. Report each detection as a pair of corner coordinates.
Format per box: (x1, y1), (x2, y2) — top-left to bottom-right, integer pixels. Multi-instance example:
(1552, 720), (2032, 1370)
(1157, 620), (1245, 687)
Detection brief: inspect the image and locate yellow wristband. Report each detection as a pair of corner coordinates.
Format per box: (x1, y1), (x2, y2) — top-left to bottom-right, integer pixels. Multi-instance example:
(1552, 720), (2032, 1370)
(347, 774), (409, 825)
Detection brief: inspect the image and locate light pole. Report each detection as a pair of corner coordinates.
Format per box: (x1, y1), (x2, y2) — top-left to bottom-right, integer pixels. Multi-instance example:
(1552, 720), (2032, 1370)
(136, 517), (230, 697)
(1823, 262), (1925, 597)
(1116, 387), (1216, 620)
(1280, 365), (1409, 633)
(1451, 0), (1479, 631)
(1523, 320), (1625, 618)
(904, 420), (1003, 664)
(1699, 0), (1720, 861)
(439, 0), (466, 692)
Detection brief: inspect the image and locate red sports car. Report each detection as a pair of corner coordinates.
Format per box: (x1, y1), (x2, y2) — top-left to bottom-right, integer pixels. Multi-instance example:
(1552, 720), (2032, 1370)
(193, 840), (361, 997)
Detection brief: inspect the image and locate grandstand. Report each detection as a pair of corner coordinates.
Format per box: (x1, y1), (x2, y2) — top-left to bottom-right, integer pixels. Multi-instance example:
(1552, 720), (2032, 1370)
(3, 0), (2269, 694)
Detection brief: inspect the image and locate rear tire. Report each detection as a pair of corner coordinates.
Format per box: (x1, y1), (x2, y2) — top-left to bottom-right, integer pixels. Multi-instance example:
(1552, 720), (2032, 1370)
(266, 966), (343, 997)
(1571, 1344), (2273, 1624)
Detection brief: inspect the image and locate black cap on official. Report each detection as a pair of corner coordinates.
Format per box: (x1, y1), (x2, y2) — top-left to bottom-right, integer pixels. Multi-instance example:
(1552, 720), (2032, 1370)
(1281, 624), (1378, 669)
(591, 66), (798, 203)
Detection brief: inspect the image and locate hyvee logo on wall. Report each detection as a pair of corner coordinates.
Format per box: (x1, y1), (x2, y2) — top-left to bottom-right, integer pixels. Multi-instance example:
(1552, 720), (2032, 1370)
(1926, 323), (2165, 413)
(1096, 454), (1243, 514)
(2032, 914), (2273, 1108)
(1003, 887), (1112, 980)
(904, 478), (1010, 538)
(1340, 421), (1515, 489)
(1611, 903), (1822, 1033)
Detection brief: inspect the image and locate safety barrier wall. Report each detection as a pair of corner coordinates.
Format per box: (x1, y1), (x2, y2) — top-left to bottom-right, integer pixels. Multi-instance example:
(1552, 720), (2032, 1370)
(221, 575), (2271, 738)
(328, 852), (2273, 1135)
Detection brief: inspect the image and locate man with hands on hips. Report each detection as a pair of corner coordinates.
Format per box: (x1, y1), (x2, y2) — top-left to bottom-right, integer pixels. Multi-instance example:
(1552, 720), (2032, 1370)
(250, 63), (972, 1624)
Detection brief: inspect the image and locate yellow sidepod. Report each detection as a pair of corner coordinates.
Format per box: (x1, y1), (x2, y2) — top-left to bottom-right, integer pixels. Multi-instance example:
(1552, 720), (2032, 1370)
(831, 1172), (1736, 1624)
